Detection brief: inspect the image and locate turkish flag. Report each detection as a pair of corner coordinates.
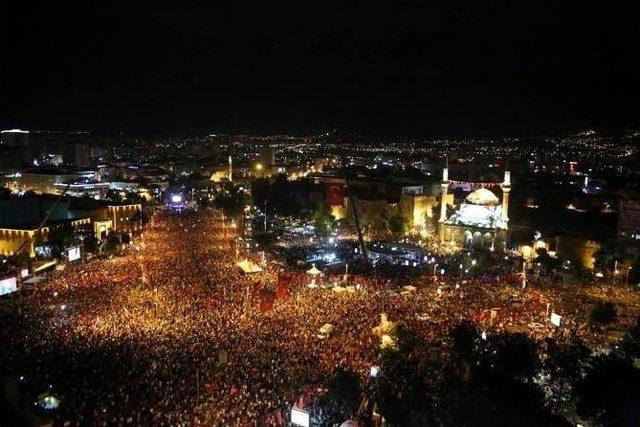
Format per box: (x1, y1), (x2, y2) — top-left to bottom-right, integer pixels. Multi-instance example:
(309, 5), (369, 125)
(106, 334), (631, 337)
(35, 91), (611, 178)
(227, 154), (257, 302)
(325, 183), (346, 206)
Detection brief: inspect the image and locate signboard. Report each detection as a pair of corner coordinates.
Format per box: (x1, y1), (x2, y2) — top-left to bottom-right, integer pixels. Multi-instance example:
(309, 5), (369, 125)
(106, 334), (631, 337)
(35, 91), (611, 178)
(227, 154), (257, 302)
(550, 312), (562, 327)
(291, 408), (310, 427)
(67, 246), (81, 262)
(370, 365), (380, 377)
(0, 276), (17, 296)
(217, 349), (228, 365)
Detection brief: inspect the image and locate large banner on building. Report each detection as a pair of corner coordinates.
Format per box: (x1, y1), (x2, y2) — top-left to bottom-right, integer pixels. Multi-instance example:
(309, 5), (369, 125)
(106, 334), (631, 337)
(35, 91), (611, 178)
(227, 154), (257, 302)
(324, 183), (346, 207)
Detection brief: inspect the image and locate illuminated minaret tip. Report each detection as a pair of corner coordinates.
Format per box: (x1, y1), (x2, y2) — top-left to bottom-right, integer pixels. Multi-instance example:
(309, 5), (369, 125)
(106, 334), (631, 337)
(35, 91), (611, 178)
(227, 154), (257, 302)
(500, 169), (511, 226)
(442, 155), (449, 182)
(439, 156), (449, 223)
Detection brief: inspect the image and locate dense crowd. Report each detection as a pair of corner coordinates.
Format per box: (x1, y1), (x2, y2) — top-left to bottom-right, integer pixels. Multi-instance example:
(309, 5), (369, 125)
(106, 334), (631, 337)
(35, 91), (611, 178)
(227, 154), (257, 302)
(3, 209), (640, 425)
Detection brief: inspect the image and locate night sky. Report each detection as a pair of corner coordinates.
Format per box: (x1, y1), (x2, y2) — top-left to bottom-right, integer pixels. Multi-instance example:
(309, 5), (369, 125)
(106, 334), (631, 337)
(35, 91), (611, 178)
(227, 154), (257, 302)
(1, 1), (639, 137)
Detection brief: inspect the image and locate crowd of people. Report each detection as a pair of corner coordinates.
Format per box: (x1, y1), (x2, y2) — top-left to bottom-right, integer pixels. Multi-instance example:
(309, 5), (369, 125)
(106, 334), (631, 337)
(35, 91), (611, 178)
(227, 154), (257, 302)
(3, 208), (640, 425)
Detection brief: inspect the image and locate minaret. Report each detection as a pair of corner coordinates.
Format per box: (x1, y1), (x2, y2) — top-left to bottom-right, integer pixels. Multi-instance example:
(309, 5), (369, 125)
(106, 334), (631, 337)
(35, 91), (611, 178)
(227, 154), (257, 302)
(439, 159), (449, 223)
(228, 156), (233, 182)
(500, 170), (511, 227)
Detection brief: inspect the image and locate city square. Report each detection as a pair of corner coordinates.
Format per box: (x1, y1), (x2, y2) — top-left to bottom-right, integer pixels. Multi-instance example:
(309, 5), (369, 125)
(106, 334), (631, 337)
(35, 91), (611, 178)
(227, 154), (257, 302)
(2, 2), (640, 425)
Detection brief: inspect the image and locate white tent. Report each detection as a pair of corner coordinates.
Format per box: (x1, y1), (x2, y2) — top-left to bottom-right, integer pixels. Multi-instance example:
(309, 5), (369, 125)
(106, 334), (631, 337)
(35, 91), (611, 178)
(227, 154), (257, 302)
(401, 285), (417, 294)
(332, 286), (347, 293)
(319, 323), (334, 334)
(37, 392), (61, 410)
(23, 275), (47, 284)
(306, 264), (323, 276)
(237, 259), (262, 274)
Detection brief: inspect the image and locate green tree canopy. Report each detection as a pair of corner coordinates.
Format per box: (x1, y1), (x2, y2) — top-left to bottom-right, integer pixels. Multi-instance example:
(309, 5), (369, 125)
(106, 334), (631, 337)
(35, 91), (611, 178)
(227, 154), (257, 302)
(593, 241), (625, 273)
(387, 213), (407, 238)
(588, 301), (617, 327)
(312, 201), (335, 237)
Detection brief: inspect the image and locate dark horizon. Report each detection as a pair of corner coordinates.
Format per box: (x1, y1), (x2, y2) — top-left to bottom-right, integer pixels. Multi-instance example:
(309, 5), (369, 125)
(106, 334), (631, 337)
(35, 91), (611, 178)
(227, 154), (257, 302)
(2, 1), (639, 138)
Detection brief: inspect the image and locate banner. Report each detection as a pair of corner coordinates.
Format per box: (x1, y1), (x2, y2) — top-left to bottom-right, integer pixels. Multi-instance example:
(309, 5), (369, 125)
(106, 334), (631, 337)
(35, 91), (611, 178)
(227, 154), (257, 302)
(259, 289), (276, 312)
(277, 274), (291, 300)
(324, 183), (346, 207)
(449, 181), (502, 190)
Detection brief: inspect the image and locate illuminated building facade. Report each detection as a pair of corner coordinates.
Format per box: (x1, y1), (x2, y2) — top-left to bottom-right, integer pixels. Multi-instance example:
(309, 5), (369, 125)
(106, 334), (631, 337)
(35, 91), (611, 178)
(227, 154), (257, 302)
(439, 168), (511, 249)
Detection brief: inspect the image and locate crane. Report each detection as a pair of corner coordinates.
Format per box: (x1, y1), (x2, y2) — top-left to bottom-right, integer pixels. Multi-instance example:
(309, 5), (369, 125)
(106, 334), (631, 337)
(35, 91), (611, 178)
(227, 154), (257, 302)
(345, 180), (369, 267)
(14, 183), (71, 274)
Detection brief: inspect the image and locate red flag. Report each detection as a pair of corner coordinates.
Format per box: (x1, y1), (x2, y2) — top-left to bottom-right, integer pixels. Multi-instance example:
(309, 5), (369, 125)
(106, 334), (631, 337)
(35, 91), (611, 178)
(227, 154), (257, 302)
(259, 289), (275, 312)
(276, 274), (290, 300)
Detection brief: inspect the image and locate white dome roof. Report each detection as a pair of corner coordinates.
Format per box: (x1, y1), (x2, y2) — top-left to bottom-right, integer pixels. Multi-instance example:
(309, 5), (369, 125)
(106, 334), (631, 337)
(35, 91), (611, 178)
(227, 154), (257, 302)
(465, 188), (500, 205)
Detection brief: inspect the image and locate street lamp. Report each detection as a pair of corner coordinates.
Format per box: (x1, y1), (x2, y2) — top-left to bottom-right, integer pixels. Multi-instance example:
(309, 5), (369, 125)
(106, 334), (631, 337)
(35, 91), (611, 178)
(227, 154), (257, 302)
(626, 266), (632, 286)
(433, 263), (439, 277)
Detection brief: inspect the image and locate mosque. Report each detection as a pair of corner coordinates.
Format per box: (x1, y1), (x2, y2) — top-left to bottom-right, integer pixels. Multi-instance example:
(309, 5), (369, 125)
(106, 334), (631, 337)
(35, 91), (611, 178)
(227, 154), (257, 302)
(438, 166), (511, 250)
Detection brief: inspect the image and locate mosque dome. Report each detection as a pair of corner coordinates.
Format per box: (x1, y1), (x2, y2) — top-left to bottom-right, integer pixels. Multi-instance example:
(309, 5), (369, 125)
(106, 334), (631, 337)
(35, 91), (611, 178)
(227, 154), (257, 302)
(465, 188), (500, 206)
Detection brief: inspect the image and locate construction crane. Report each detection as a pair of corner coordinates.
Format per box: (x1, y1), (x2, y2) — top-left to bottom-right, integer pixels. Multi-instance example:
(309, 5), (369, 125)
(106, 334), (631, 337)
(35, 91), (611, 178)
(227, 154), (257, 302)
(14, 183), (72, 274)
(345, 180), (369, 267)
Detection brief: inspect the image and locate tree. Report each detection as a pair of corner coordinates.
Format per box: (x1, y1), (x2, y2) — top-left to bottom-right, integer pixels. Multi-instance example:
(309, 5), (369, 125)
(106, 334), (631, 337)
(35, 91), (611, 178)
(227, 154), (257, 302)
(214, 191), (247, 217)
(629, 256), (640, 283)
(449, 321), (480, 365)
(574, 354), (640, 426)
(312, 202), (334, 238)
(621, 316), (640, 359)
(439, 377), (570, 427)
(593, 241), (625, 274)
(0, 186), (11, 199)
(430, 202), (454, 229)
(588, 301), (617, 327)
(106, 189), (123, 203)
(374, 348), (434, 426)
(83, 234), (98, 253)
(387, 213), (407, 238)
(440, 330), (567, 427)
(534, 248), (560, 272)
(369, 215), (388, 235)
(324, 368), (361, 417)
(476, 332), (540, 382)
(543, 337), (591, 411)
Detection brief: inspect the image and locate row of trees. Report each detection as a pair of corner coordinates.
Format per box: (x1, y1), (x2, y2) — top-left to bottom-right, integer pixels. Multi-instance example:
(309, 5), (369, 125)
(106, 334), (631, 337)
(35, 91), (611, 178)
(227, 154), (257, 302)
(321, 317), (640, 426)
(593, 241), (640, 283)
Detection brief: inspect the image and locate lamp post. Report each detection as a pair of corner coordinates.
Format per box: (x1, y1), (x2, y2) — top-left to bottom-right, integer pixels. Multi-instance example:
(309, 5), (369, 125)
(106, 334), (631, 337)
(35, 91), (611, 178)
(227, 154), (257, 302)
(263, 200), (268, 234)
(222, 211), (227, 240)
(613, 260), (618, 285)
(626, 266), (632, 287)
(433, 263), (439, 278)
